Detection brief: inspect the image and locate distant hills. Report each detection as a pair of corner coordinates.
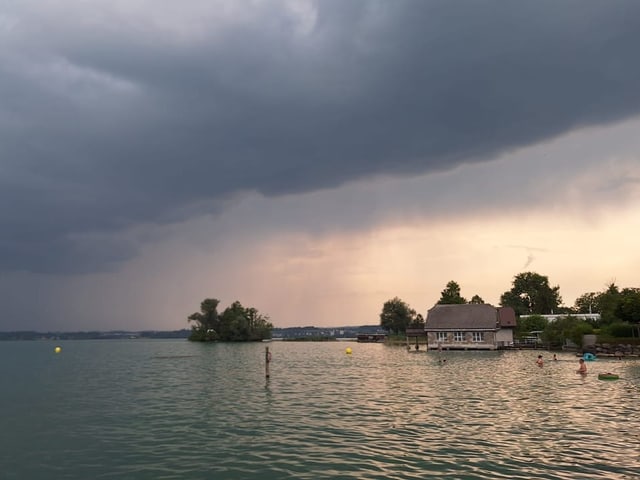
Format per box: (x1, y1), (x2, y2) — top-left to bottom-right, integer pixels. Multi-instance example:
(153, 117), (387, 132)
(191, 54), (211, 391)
(0, 330), (191, 341)
(0, 325), (387, 341)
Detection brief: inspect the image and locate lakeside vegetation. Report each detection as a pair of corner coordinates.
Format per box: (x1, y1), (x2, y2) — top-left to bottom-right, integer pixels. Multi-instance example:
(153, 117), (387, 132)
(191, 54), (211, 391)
(185, 271), (638, 346)
(187, 298), (273, 342)
(379, 272), (640, 346)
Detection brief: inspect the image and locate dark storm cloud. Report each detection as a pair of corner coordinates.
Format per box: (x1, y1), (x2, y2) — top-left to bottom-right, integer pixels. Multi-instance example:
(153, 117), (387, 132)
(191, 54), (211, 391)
(2, 0), (640, 273)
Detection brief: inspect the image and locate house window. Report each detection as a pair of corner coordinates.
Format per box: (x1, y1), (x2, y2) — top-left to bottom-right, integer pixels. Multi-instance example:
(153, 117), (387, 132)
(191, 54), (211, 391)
(472, 332), (483, 342)
(436, 332), (447, 342)
(453, 331), (464, 342)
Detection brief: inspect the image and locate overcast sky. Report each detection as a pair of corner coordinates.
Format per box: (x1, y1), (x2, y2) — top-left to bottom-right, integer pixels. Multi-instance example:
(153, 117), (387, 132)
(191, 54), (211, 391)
(1, 0), (639, 331)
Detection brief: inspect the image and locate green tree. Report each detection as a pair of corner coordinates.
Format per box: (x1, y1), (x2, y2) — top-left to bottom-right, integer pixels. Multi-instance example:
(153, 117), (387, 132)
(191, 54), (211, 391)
(574, 283), (640, 335)
(615, 288), (640, 324)
(437, 281), (467, 304)
(380, 297), (416, 334)
(469, 294), (485, 304)
(574, 292), (599, 314)
(218, 301), (249, 341)
(409, 313), (425, 328)
(596, 282), (621, 325)
(500, 272), (562, 315)
(188, 298), (272, 341)
(515, 314), (549, 339)
(188, 298), (221, 341)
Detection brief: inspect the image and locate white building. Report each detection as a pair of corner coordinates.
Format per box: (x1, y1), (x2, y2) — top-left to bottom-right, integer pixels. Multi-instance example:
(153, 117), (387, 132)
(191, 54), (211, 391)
(519, 313), (600, 323)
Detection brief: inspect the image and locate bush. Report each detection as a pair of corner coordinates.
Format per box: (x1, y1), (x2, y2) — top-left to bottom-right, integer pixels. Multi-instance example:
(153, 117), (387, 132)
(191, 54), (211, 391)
(602, 322), (635, 338)
(542, 316), (593, 347)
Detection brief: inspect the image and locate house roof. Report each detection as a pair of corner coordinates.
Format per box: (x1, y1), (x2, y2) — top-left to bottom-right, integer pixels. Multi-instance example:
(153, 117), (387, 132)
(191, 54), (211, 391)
(425, 304), (499, 330)
(497, 306), (517, 327)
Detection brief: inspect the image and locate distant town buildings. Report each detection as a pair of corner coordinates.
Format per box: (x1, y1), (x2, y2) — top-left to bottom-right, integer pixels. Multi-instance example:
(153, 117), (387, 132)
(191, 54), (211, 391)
(271, 325), (386, 340)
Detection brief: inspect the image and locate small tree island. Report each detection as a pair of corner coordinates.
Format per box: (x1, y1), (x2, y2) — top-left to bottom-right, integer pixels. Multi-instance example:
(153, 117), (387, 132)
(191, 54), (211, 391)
(187, 298), (273, 342)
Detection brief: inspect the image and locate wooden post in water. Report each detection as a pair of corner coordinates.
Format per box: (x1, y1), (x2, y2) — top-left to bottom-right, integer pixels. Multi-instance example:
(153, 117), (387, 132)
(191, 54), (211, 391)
(265, 346), (271, 378)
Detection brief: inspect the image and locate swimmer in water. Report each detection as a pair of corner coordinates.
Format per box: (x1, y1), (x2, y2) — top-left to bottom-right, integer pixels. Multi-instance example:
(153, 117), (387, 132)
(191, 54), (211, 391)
(576, 358), (587, 375)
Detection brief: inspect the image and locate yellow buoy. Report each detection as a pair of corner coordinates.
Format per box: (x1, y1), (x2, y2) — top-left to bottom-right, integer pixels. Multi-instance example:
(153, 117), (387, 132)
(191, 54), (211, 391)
(54, 346), (62, 353)
(345, 347), (352, 355)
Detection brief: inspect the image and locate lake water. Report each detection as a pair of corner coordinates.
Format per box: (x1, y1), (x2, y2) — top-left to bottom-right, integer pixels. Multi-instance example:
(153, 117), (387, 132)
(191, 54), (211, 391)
(1, 340), (639, 479)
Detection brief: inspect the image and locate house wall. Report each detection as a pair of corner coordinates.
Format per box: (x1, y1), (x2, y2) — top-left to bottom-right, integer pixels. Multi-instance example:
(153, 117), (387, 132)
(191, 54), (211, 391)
(426, 331), (497, 350)
(495, 328), (514, 346)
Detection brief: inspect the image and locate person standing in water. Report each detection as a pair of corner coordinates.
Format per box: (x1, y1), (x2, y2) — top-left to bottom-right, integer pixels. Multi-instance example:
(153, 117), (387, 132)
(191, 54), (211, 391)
(576, 358), (587, 374)
(536, 355), (543, 367)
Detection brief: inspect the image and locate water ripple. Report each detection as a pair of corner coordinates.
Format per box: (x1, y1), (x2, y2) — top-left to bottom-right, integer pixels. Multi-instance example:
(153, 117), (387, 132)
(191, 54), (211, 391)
(1, 341), (639, 479)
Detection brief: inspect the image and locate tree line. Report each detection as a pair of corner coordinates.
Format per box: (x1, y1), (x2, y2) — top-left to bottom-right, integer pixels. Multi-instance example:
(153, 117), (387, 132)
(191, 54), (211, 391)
(187, 298), (273, 342)
(380, 272), (640, 341)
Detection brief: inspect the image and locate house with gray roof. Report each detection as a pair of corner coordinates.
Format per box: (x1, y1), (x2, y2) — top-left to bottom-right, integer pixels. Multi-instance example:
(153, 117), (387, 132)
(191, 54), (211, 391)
(424, 304), (516, 350)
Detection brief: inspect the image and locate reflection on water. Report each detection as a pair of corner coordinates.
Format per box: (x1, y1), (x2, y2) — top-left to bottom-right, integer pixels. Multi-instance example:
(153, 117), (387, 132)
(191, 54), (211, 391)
(1, 340), (639, 479)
